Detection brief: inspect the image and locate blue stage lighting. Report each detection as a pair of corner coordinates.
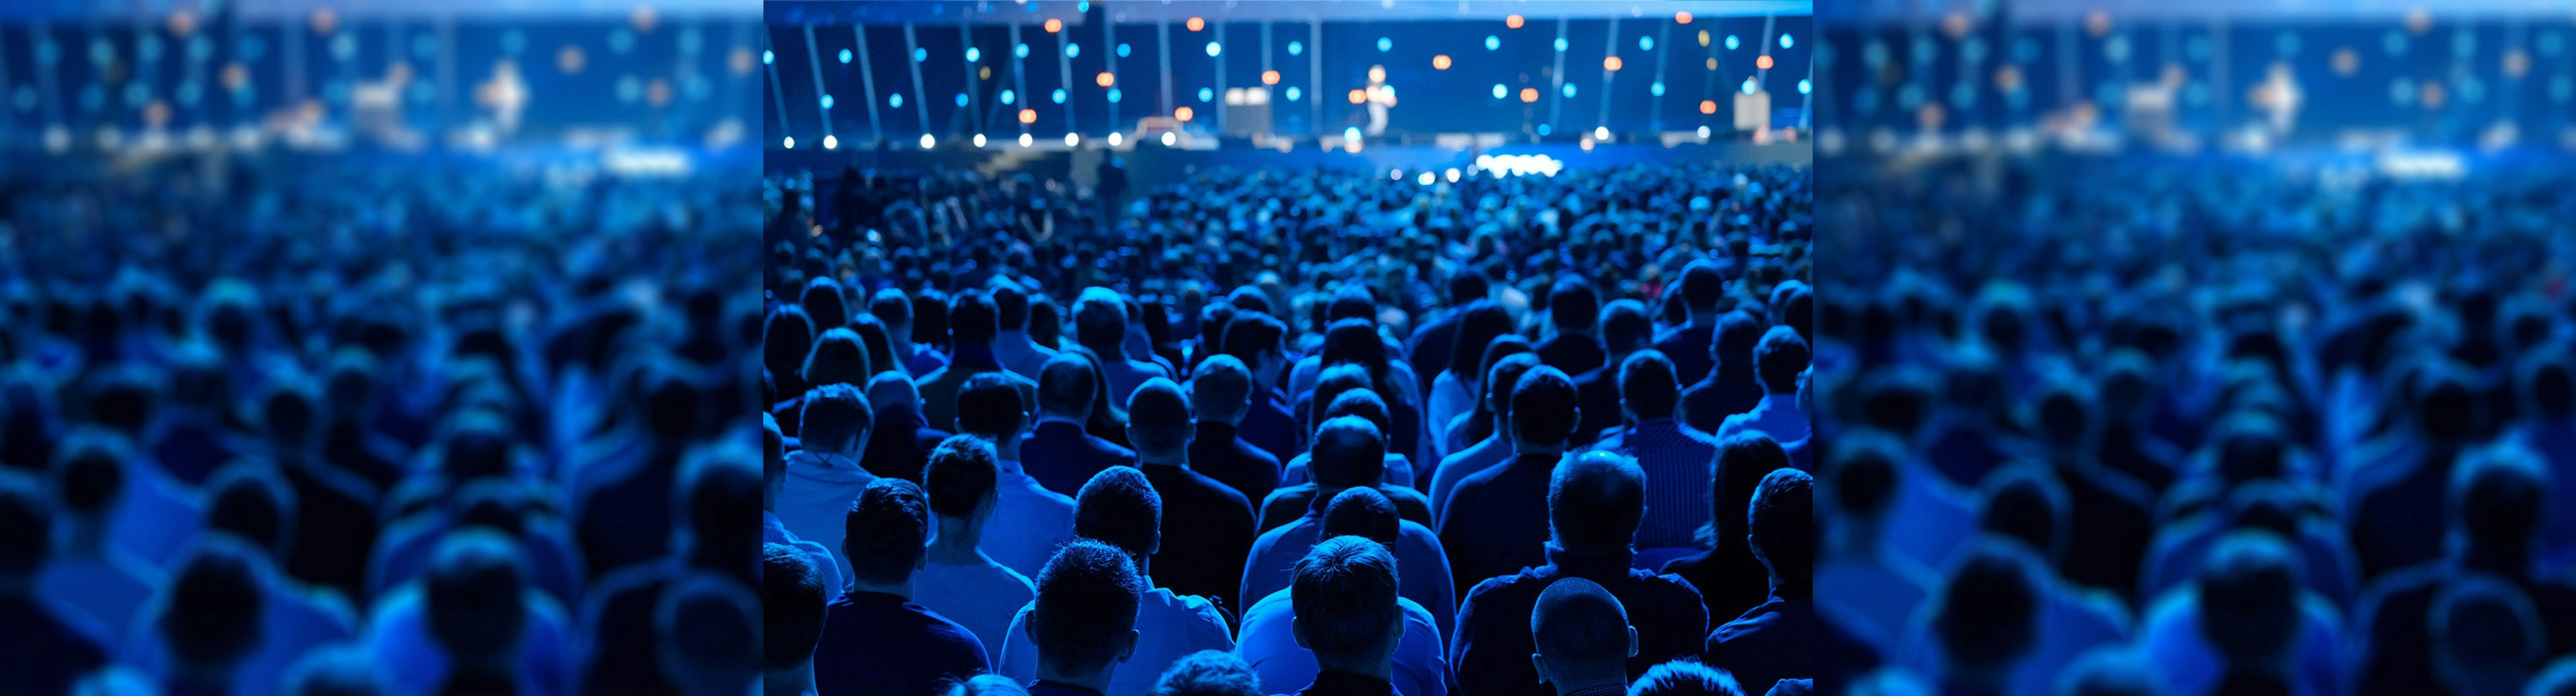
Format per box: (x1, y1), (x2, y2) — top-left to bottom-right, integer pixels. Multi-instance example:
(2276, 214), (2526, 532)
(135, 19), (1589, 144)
(1950, 83), (1975, 108)
(1379, 38), (1393, 52)
(1067, 43), (1081, 58)
(1199, 87), (1214, 102)
(763, 50), (774, 64)
(2104, 35), (2131, 64)
(890, 93), (902, 107)
(967, 47), (981, 62)
(1051, 89), (1066, 103)
(821, 94), (835, 109)
(240, 36), (266, 60)
(2383, 31), (2408, 56)
(2453, 29), (2477, 58)
(1742, 78), (1758, 95)
(2551, 76), (2573, 103)
(1344, 126), (1361, 140)
(1205, 42), (1220, 57)
(1554, 38), (1568, 52)
(956, 93), (970, 107)
(1289, 41), (1303, 56)
(914, 48), (928, 62)
(1016, 44), (1030, 58)
(839, 49), (853, 64)
(1108, 88), (1122, 102)
(1799, 79), (1811, 95)
(2390, 77), (2415, 105)
(1285, 87), (1301, 101)
(607, 29), (633, 55)
(1119, 43), (1132, 57)
(1562, 83), (1577, 97)
(502, 30), (528, 55)
(1537, 124), (1552, 136)
(1002, 89), (1016, 104)
(1493, 84), (1508, 99)
(1650, 81), (1664, 96)
(2275, 32), (2300, 57)
(1725, 35), (1739, 50)
(1780, 34), (1793, 49)
(1640, 37), (1654, 51)
(1487, 36), (1501, 50)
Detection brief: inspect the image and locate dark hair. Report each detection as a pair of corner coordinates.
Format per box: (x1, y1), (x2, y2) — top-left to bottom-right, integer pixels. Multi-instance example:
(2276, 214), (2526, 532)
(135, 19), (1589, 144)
(949, 289), (1000, 344)
(1532, 577), (1631, 677)
(1074, 289), (1130, 352)
(914, 289), (953, 349)
(1627, 660), (1747, 696)
(1032, 539), (1144, 673)
(1446, 272), (1491, 307)
(802, 277), (849, 330)
(802, 328), (872, 389)
(1618, 350), (1682, 419)
(1933, 541), (2041, 677)
(955, 372), (1028, 438)
(764, 307), (818, 396)
(1825, 431), (1901, 519)
(924, 435), (1003, 519)
(1709, 434), (1788, 544)
(1748, 468), (1814, 584)
(207, 460), (296, 556)
(1769, 281), (1812, 344)
(798, 383), (874, 451)
(1548, 277), (1601, 332)
(1150, 650), (1266, 696)
(1075, 465), (1163, 562)
(1188, 354), (1256, 424)
(1448, 301), (1517, 385)
(1752, 326), (1809, 394)
(2451, 444), (2547, 554)
(1550, 450), (1648, 552)
(657, 572), (762, 693)
(160, 538), (268, 671)
(1679, 261), (1727, 312)
(1600, 299), (1654, 354)
(1220, 312), (1287, 364)
(50, 429), (128, 516)
(1311, 415), (1389, 489)
(426, 530), (530, 666)
(1028, 297), (1065, 348)
(1976, 464), (2070, 563)
(0, 472), (47, 576)
(1322, 486), (1401, 544)
(1712, 311), (1762, 368)
(1126, 378), (1194, 455)
(844, 478), (932, 585)
(869, 289), (914, 328)
(2431, 573), (2545, 689)
(1307, 365), (1377, 435)
(991, 281), (1033, 332)
(763, 544), (830, 670)
(1509, 366), (1580, 446)
(1290, 536), (1402, 661)
(2195, 532), (2304, 667)
(1038, 354), (1100, 417)
(1466, 343), (1540, 445)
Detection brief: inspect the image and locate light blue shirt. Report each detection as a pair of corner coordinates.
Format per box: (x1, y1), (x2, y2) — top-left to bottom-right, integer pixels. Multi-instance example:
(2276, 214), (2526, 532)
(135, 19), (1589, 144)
(36, 540), (162, 660)
(911, 555), (1037, 662)
(1236, 587), (1450, 696)
(1242, 515), (1456, 642)
(765, 511), (845, 594)
(982, 458), (1079, 581)
(1715, 393), (1809, 449)
(996, 581), (1236, 696)
(360, 583), (579, 696)
(775, 450), (877, 584)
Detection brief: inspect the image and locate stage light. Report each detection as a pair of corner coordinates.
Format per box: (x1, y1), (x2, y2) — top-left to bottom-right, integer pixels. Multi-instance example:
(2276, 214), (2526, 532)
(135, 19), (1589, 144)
(1537, 124), (1552, 136)
(821, 94), (835, 109)
(1725, 35), (1739, 50)
(913, 48), (928, 62)
(1118, 43), (1132, 57)
(1175, 106), (1195, 121)
(1206, 42), (1222, 57)
(1002, 89), (1017, 104)
(1108, 132), (1123, 146)
(1521, 88), (1540, 103)
(1065, 132), (1079, 146)
(1651, 82), (1664, 96)
(1199, 87), (1215, 102)
(1604, 56), (1622, 71)
(1067, 43), (1080, 58)
(1562, 83), (1577, 97)
(1419, 172), (1435, 185)
(1379, 38), (1393, 52)
(1507, 15), (1525, 30)
(1799, 79), (1811, 95)
(1742, 78), (1758, 95)
(1707, 58), (1718, 70)
(975, 133), (989, 147)
(1098, 72), (1116, 87)
(1640, 37), (1654, 51)
(1187, 17), (1205, 32)
(1346, 126), (1363, 141)
(1348, 89), (1367, 104)
(1487, 36), (1501, 51)
(1259, 70), (1279, 85)
(1445, 168), (1460, 183)
(1554, 38), (1568, 52)
(1051, 89), (1066, 103)
(2504, 49), (2531, 78)
(1697, 125), (1711, 138)
(1780, 34), (1794, 49)
(1594, 126), (1610, 140)
(1700, 99), (1717, 113)
(1108, 88), (1123, 102)
(1434, 55), (1452, 70)
(1016, 44), (1030, 58)
(1044, 19), (1063, 34)
(1286, 86), (1303, 101)
(968, 48), (982, 62)
(839, 48), (851, 64)
(890, 93), (903, 107)
(1700, 31), (1711, 48)
(1020, 132), (1035, 146)
(1493, 84), (1508, 99)
(1676, 11), (1693, 24)
(783, 136), (794, 149)
(1162, 132), (1177, 146)
(956, 93), (970, 106)
(824, 134), (839, 149)
(1289, 41), (1303, 56)
(1020, 108), (1038, 123)
(1391, 169), (1404, 181)
(1757, 55), (1775, 70)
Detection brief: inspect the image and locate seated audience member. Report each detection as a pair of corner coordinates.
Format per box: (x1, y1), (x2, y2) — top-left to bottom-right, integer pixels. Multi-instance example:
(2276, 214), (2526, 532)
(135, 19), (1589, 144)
(1703, 469), (1819, 695)
(1281, 370), (1419, 492)
(1454, 451), (1709, 696)
(762, 415), (843, 597)
(872, 289), (949, 379)
(763, 544), (830, 696)
(2344, 362), (2483, 580)
(360, 528), (574, 696)
(1537, 277), (1610, 377)
(813, 479), (989, 696)
(152, 538), (269, 695)
(38, 432), (167, 652)
(2049, 648), (2163, 696)
(655, 573), (761, 695)
(1532, 578), (1642, 696)
(1432, 350), (1541, 521)
(991, 281), (1061, 380)
(280, 644), (392, 696)
(1593, 350), (1722, 556)
(177, 468), (369, 696)
(1269, 389), (1437, 531)
(1573, 300), (1657, 446)
(1000, 467), (1235, 696)
(1623, 661), (1747, 696)
(1653, 262), (1730, 387)
(2015, 381), (2155, 603)
(1425, 303), (1519, 461)
(1020, 540), (1147, 696)
(769, 307), (822, 404)
(1219, 312), (1306, 464)
(1677, 311), (1766, 436)
(2131, 531), (2344, 696)
(1241, 416), (1458, 637)
(1811, 433), (1939, 652)
(1285, 536), (1409, 696)
(1405, 277), (1493, 415)
(918, 290), (1040, 436)
(1022, 354), (1142, 497)
(1713, 327), (1810, 446)
(0, 471), (112, 693)
(1151, 650), (1267, 696)
(1185, 354), (1287, 507)
(1660, 434), (1794, 625)
(1950, 465), (2131, 696)
(1124, 379), (1259, 609)
(913, 436), (1042, 661)
(953, 373), (1080, 580)
(1076, 287), (1175, 406)
(1238, 488), (1450, 696)
(863, 372), (951, 482)
(1441, 366), (1582, 597)
(775, 383), (876, 582)
(1921, 540), (2043, 696)
(584, 445), (765, 695)
(2349, 443), (2576, 695)
(2428, 575), (2545, 696)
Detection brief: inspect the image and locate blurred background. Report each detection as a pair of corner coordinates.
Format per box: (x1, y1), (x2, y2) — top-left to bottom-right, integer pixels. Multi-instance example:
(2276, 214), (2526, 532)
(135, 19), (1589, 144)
(1, 0), (763, 694)
(1811, 1), (2576, 695)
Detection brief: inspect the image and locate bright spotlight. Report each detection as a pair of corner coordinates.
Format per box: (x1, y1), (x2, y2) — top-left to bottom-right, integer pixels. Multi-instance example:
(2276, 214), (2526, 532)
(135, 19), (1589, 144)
(1288, 41), (1303, 56)
(1780, 34), (1794, 49)
(1697, 126), (1712, 138)
(1391, 169), (1404, 181)
(782, 136), (794, 149)
(1417, 171), (1436, 185)
(762, 50), (773, 64)
(1493, 84), (1508, 99)
(1206, 42), (1222, 57)
(1019, 132), (1034, 146)
(1594, 126), (1610, 140)
(839, 49), (851, 64)
(918, 133), (934, 148)
(825, 134), (839, 149)
(1344, 126), (1362, 141)
(1161, 132), (1177, 146)
(1799, 79), (1812, 95)
(1444, 168), (1460, 183)
(1065, 132), (1079, 146)
(1108, 132), (1123, 146)
(974, 133), (988, 147)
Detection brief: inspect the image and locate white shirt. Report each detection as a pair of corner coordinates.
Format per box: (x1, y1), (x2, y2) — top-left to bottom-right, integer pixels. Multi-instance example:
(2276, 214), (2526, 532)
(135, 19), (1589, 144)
(996, 580), (1236, 696)
(912, 555), (1038, 660)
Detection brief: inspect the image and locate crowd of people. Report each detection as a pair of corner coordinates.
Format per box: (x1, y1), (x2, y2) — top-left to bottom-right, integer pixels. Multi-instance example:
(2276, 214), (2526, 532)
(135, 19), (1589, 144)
(758, 157), (1816, 696)
(2, 156), (764, 694)
(1811, 156), (2576, 695)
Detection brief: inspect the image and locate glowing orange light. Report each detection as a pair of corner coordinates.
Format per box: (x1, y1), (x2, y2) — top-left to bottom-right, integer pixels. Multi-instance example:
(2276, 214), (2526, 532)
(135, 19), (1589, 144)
(1348, 89), (1368, 104)
(1675, 11), (1693, 24)
(1097, 72), (1116, 87)
(1756, 55), (1775, 70)
(1434, 54), (1452, 70)
(1699, 100), (1717, 114)
(1044, 19), (1063, 34)
(1603, 56), (1623, 71)
(1175, 106), (1195, 121)
(1262, 70), (1281, 85)
(1521, 87), (1541, 103)
(1019, 109), (1038, 124)
(1506, 14), (1525, 29)
(1187, 17), (1205, 32)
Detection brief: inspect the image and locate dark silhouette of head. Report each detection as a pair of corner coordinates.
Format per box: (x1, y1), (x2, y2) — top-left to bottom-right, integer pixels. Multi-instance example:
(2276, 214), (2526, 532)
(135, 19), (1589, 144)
(1291, 536), (1405, 675)
(762, 544), (829, 673)
(657, 572), (761, 695)
(1619, 350), (1683, 421)
(1748, 468), (1815, 587)
(1322, 486), (1401, 545)
(2195, 532), (2304, 683)
(844, 478), (932, 587)
(426, 530), (531, 684)
(1976, 464), (2070, 564)
(798, 383), (873, 454)
(1933, 540), (2041, 689)
(955, 372), (1030, 441)
(1074, 465), (1164, 566)
(1149, 650), (1265, 696)
(1753, 326), (1811, 395)
(1511, 366), (1581, 449)
(2430, 573), (2544, 695)
(1549, 450), (1647, 554)
(1627, 660), (1748, 696)
(1039, 354), (1101, 420)
(159, 536), (269, 686)
(923, 435), (1003, 521)
(1188, 354), (1256, 426)
(1709, 434), (1790, 546)
(1311, 415), (1389, 490)
(1531, 577), (1637, 689)
(1030, 539), (1144, 679)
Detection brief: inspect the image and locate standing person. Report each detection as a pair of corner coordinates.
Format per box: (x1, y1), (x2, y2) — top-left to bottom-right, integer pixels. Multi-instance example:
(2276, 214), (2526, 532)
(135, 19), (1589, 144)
(1096, 156), (1130, 224)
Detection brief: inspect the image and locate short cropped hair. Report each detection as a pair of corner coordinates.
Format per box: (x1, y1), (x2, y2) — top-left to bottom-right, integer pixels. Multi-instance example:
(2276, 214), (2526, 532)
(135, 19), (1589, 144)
(2450, 443), (2548, 553)
(1291, 536), (1402, 661)
(160, 537), (268, 670)
(1601, 300), (1654, 354)
(803, 328), (872, 389)
(798, 383), (873, 451)
(206, 460), (296, 557)
(1618, 350), (1682, 419)
(1150, 650), (1266, 696)
(1189, 354), (1256, 424)
(1074, 287), (1130, 352)
(1032, 539), (1144, 673)
(955, 372), (1028, 438)
(2195, 532), (2304, 666)
(50, 429), (129, 517)
(869, 289), (914, 329)
(1309, 415), (1388, 489)
(843, 478), (932, 586)
(923, 435), (1002, 519)
(1679, 261), (1727, 312)
(1126, 378), (1195, 456)
(1511, 366), (1580, 446)
(1074, 466), (1163, 561)
(1976, 464), (2070, 564)
(1533, 577), (1632, 675)
(1748, 468), (1814, 584)
(1038, 354), (1100, 417)
(1627, 660), (1747, 696)
(991, 281), (1033, 331)
(1752, 326), (1809, 394)
(949, 289), (1000, 344)
(1220, 312), (1287, 363)
(1933, 541), (2041, 676)
(762, 544), (829, 670)
(1712, 311), (1762, 366)
(425, 530), (530, 665)
(1322, 487), (1401, 544)
(802, 277), (849, 330)
(1551, 450), (1649, 552)
(1549, 278), (1601, 332)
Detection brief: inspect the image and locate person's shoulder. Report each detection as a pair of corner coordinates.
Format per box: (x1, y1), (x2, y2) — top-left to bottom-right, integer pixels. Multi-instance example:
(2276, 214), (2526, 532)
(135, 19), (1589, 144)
(1627, 567), (1711, 606)
(1460, 568), (1550, 607)
(1152, 587), (1236, 632)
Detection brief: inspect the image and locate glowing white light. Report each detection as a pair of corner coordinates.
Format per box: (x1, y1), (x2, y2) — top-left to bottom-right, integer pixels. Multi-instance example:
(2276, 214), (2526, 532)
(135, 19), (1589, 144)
(1391, 168), (1404, 180)
(1344, 126), (1361, 141)
(1206, 42), (1222, 57)
(1418, 171), (1436, 185)
(1799, 79), (1812, 95)
(1444, 168), (1460, 183)
(967, 48), (981, 62)
(1472, 154), (1565, 177)
(1742, 77), (1758, 95)
(974, 133), (989, 147)
(1108, 132), (1123, 146)
(824, 134), (839, 149)
(1594, 126), (1610, 140)
(1065, 132), (1080, 146)
(1493, 84), (1508, 99)
(782, 136), (794, 149)
(919, 133), (934, 148)
(1019, 132), (1034, 146)
(1697, 126), (1712, 138)
(1160, 132), (1177, 146)
(1780, 34), (1794, 49)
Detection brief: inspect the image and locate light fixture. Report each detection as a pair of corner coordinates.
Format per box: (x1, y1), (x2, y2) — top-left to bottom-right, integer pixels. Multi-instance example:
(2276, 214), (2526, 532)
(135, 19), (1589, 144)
(782, 136), (794, 148)
(1206, 42), (1222, 57)
(1697, 126), (1712, 138)
(1019, 132), (1034, 146)
(1507, 14), (1524, 29)
(1604, 56), (1623, 71)
(1493, 84), (1508, 99)
(1595, 126), (1610, 140)
(1161, 132), (1177, 146)
(918, 133), (933, 148)
(1434, 54), (1452, 70)
(1108, 132), (1123, 146)
(1175, 106), (1194, 121)
(1417, 171), (1435, 185)
(1065, 132), (1079, 146)
(1444, 168), (1460, 182)
(825, 134), (839, 149)
(974, 133), (989, 147)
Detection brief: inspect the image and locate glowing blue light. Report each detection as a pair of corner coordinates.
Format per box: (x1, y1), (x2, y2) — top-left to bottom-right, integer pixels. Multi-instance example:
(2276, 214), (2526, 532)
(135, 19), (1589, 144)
(1742, 77), (1758, 95)
(2390, 77), (2416, 105)
(1537, 124), (1552, 136)
(2383, 31), (2408, 56)
(1118, 43), (1132, 57)
(1650, 81), (1665, 96)
(1798, 79), (1811, 95)
(1344, 126), (1362, 140)
(1108, 88), (1122, 103)
(1640, 36), (1654, 51)
(606, 29), (634, 55)
(1198, 87), (1214, 102)
(1951, 82), (1976, 108)
(913, 48), (928, 62)
(240, 36), (266, 61)
(1493, 83), (1509, 99)
(2104, 35), (2131, 64)
(1487, 36), (1501, 50)
(2275, 32), (2300, 57)
(1780, 34), (1793, 49)
(1554, 38), (1568, 52)
(1289, 41), (1303, 56)
(1051, 89), (1066, 103)
(1562, 83), (1577, 97)
(1285, 87), (1301, 101)
(1002, 89), (1016, 104)
(839, 49), (853, 64)
(2551, 76), (2573, 103)
(967, 48), (982, 62)
(1205, 42), (1221, 57)
(956, 93), (970, 107)
(1015, 44), (1030, 58)
(1067, 43), (1080, 58)
(821, 94), (835, 109)
(762, 50), (774, 64)
(894, 93), (909, 107)
(1379, 38), (1393, 52)
(1725, 35), (1740, 50)
(1078, 0), (1089, 11)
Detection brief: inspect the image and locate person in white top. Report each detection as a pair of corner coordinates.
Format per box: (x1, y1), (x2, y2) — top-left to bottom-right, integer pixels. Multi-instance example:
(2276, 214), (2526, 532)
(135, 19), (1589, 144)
(775, 384), (877, 585)
(910, 434), (1039, 656)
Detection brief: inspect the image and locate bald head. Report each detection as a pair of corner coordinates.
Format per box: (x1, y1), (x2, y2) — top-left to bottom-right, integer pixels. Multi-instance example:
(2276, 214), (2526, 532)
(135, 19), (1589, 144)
(865, 372), (919, 413)
(1189, 354), (1256, 426)
(1531, 577), (1636, 688)
(1548, 450), (1648, 553)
